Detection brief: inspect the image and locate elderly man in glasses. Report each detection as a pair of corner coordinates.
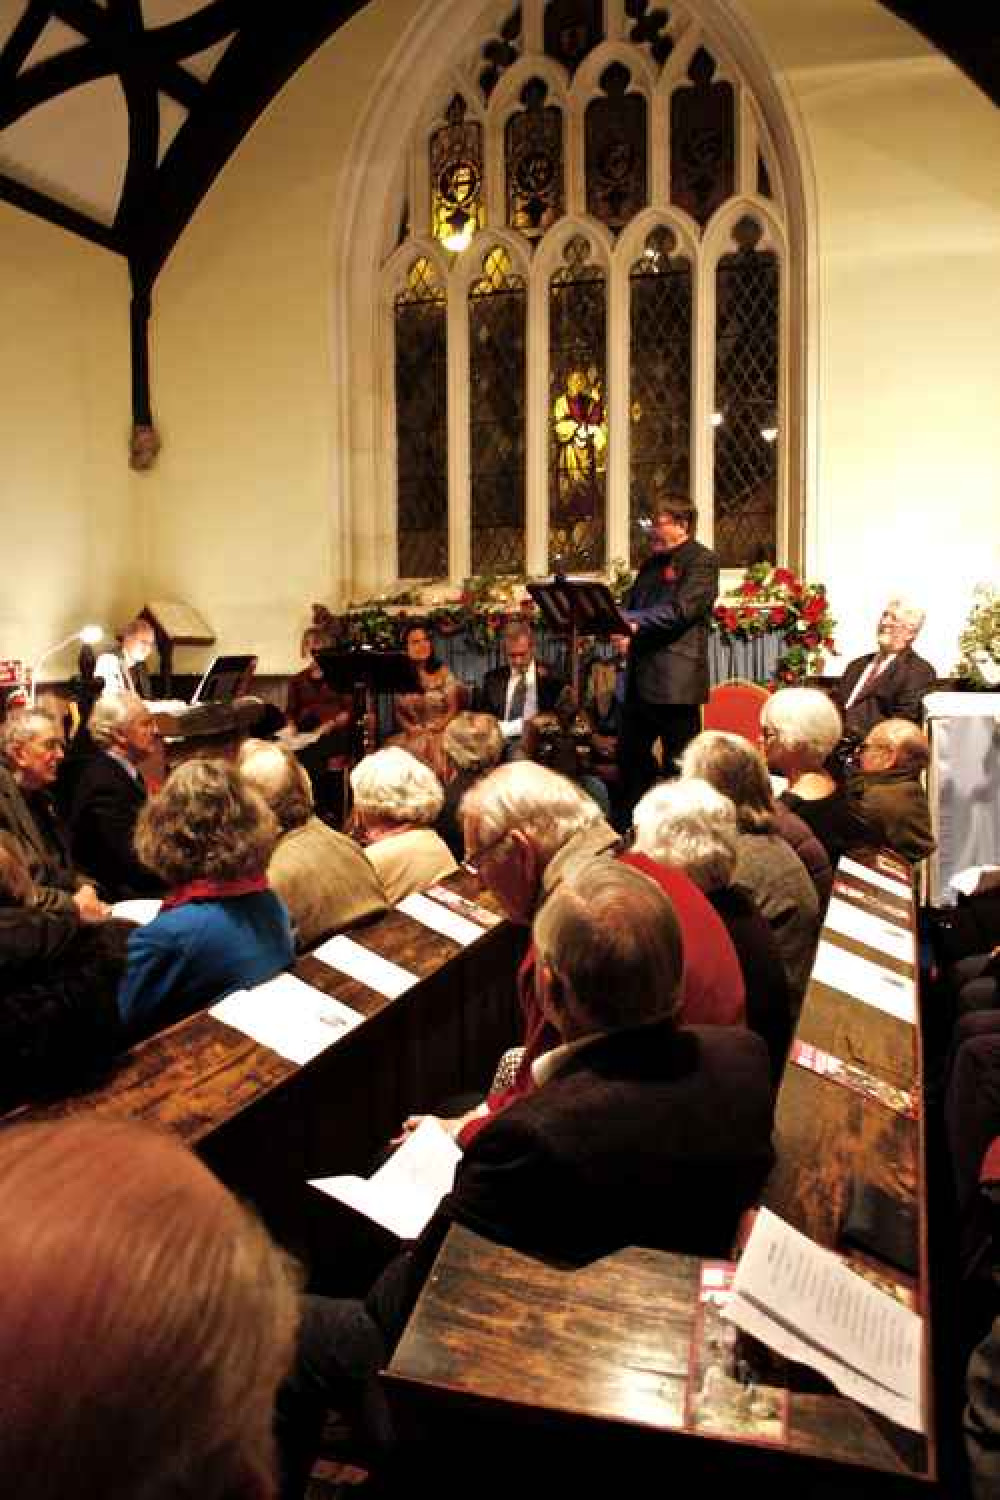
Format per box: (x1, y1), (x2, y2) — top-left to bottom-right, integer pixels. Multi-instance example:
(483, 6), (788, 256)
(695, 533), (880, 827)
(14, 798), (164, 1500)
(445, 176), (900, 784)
(832, 598), (936, 737)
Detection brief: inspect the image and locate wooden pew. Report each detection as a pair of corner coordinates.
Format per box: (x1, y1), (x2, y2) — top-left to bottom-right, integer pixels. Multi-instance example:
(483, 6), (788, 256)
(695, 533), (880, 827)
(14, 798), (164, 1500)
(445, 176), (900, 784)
(383, 851), (937, 1492)
(0, 874), (525, 1274)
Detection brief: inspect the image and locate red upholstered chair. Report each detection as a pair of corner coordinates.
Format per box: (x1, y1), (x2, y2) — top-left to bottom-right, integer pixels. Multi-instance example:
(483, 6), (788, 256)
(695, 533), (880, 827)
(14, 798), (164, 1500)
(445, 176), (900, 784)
(702, 680), (771, 748)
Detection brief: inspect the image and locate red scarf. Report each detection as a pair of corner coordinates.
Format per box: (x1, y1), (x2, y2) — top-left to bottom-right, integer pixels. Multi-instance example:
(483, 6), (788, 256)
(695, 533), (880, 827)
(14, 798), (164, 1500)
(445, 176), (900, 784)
(161, 874), (269, 910)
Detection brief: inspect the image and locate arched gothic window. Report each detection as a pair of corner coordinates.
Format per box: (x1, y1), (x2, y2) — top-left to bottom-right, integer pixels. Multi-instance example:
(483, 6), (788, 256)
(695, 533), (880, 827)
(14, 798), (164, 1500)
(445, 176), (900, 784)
(386, 0), (801, 583)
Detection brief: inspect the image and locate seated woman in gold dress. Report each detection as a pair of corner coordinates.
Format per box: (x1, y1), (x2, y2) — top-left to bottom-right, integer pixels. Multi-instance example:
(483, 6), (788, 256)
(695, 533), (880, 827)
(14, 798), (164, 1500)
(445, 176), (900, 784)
(389, 621), (465, 779)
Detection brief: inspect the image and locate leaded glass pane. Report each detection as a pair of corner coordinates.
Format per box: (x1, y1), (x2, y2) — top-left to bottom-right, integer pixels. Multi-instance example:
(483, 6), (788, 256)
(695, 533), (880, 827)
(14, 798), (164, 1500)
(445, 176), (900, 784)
(469, 249), (527, 574)
(479, 7), (522, 101)
(627, 0), (673, 65)
(585, 63), (647, 234)
(670, 48), (735, 227)
(629, 227), (692, 566)
(548, 236), (607, 572)
(506, 79), (564, 239)
(544, 0), (602, 74)
(713, 219), (779, 567)
(430, 96), (484, 253)
(395, 258), (448, 578)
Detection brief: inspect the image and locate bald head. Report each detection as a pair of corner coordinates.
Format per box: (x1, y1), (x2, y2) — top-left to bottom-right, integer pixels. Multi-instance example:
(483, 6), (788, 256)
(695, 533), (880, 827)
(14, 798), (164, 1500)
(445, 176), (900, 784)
(861, 718), (930, 774)
(0, 1120), (299, 1500)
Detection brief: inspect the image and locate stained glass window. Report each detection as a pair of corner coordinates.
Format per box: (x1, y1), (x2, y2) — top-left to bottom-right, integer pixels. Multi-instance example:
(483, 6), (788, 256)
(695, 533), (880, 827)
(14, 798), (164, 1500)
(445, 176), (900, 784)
(430, 96), (484, 254)
(395, 258), (448, 578)
(548, 236), (607, 572)
(670, 47), (735, 227)
(585, 62), (647, 234)
(713, 219), (779, 567)
(627, 0), (673, 64)
(544, 0), (602, 74)
(629, 227), (692, 565)
(469, 249), (527, 574)
(479, 7), (522, 100)
(506, 78), (564, 239)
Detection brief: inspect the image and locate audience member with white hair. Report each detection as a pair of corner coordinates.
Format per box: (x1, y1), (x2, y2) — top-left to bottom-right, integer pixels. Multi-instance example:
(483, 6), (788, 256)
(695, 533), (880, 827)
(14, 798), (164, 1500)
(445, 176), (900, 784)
(0, 1118), (300, 1500)
(680, 730), (820, 1000)
(632, 777), (793, 1079)
(349, 747), (457, 904)
(404, 762), (743, 1151)
(437, 711), (504, 861)
(239, 740), (387, 947)
(760, 686), (882, 864)
(832, 598), (936, 736)
(64, 693), (163, 902)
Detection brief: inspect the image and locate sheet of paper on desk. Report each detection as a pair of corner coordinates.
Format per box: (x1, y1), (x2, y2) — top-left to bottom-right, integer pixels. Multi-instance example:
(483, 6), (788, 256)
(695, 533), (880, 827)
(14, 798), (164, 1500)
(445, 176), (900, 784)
(110, 898), (162, 926)
(397, 892), (484, 947)
(724, 1208), (924, 1433)
(211, 973), (362, 1063)
(823, 895), (914, 970)
(309, 1117), (461, 1240)
(311, 934), (417, 998)
(812, 939), (916, 1023)
(426, 884), (502, 928)
(839, 856), (911, 897)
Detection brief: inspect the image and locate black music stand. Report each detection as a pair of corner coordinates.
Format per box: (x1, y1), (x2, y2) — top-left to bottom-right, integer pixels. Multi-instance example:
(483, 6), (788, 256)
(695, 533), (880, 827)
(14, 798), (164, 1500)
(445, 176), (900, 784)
(527, 579), (630, 697)
(315, 648), (417, 763)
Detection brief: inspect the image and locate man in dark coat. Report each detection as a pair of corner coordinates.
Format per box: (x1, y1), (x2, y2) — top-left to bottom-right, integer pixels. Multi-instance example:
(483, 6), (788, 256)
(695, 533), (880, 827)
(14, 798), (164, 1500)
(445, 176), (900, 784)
(620, 498), (720, 811)
(478, 622), (564, 759)
(275, 863), (774, 1492)
(66, 694), (163, 901)
(832, 599), (936, 737)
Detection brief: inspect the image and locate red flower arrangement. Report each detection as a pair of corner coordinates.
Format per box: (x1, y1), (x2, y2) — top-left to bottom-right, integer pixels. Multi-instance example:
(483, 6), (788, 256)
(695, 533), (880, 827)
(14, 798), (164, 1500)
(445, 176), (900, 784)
(713, 563), (837, 685)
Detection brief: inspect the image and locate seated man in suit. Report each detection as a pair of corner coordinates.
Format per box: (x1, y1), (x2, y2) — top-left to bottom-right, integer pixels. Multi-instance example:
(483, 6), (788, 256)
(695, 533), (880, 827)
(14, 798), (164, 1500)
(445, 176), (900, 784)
(0, 1118), (299, 1500)
(479, 621), (564, 758)
(851, 717), (935, 865)
(66, 694), (164, 901)
(831, 598), (935, 737)
(94, 617), (156, 699)
(0, 708), (106, 920)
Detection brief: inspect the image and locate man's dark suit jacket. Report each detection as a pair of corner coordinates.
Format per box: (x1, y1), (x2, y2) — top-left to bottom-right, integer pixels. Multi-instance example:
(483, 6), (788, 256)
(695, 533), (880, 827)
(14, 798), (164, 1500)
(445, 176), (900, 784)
(0, 766), (77, 914)
(832, 645), (936, 736)
(66, 750), (161, 901)
(624, 538), (720, 705)
(370, 1021), (774, 1341)
(479, 660), (565, 721)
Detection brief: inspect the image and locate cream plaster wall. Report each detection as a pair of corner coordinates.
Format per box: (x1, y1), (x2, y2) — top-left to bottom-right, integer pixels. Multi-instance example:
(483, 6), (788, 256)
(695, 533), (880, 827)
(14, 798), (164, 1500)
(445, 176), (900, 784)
(0, 203), (132, 677)
(145, 0), (1000, 676)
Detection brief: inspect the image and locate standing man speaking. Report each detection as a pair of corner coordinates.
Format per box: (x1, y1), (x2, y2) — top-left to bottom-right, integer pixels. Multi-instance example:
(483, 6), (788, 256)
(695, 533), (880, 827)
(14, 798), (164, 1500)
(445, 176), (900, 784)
(620, 498), (720, 812)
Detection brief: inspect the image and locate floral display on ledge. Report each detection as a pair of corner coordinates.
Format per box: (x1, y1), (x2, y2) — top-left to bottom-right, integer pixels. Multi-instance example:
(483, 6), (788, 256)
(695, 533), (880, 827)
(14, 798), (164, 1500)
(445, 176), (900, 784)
(955, 584), (1000, 689)
(313, 560), (836, 685)
(713, 563), (837, 685)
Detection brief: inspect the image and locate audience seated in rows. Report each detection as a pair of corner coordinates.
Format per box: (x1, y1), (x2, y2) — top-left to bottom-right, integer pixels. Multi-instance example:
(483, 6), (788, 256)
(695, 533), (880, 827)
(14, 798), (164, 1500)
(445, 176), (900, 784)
(679, 730), (820, 1003)
(0, 1118), (300, 1500)
(632, 778), (793, 1081)
(851, 717), (935, 866)
(278, 863), (774, 1493)
(64, 693), (164, 902)
(761, 687), (882, 864)
(0, 707), (106, 920)
(0, 835), (129, 1109)
(239, 739), (387, 948)
(415, 763), (744, 1149)
(118, 759), (294, 1038)
(436, 711), (503, 862)
(350, 747), (457, 905)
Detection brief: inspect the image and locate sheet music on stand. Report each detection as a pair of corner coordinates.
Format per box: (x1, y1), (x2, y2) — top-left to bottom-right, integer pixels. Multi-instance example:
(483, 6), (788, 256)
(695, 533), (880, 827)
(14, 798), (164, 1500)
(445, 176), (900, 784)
(527, 578), (630, 695)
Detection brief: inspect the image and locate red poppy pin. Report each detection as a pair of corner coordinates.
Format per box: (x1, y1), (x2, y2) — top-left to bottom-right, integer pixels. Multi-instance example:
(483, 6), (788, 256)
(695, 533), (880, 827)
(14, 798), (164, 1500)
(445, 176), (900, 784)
(662, 564), (679, 582)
